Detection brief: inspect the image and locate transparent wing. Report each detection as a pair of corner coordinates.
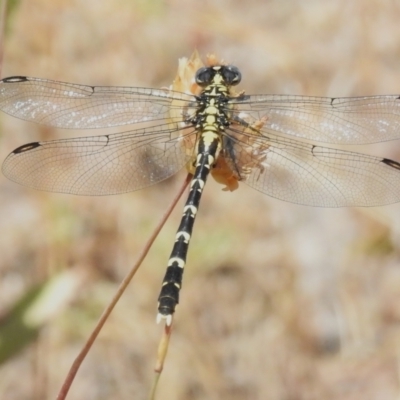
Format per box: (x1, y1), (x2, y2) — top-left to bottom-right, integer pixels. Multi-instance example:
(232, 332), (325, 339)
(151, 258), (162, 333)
(2, 123), (195, 195)
(230, 94), (400, 144)
(0, 76), (195, 129)
(225, 126), (400, 207)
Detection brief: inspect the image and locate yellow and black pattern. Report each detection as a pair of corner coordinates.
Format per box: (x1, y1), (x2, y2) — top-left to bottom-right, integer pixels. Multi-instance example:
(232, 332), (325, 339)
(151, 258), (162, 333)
(157, 65), (241, 323)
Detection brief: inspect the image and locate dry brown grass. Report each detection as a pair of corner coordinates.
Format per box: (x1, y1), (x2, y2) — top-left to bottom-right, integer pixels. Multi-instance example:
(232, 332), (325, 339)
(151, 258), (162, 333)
(1, 0), (400, 399)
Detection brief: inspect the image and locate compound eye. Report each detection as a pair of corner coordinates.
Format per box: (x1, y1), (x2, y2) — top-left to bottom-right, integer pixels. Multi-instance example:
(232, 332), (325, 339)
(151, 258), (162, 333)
(195, 67), (214, 86)
(222, 65), (242, 85)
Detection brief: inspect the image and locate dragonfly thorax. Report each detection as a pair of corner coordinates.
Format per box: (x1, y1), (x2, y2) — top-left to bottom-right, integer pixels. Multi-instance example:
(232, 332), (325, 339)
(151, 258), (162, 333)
(181, 67), (241, 187)
(191, 66), (240, 133)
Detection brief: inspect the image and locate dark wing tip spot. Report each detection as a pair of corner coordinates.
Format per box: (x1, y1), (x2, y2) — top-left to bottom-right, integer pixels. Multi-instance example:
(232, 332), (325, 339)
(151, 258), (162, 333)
(13, 142), (41, 154)
(382, 158), (400, 170)
(2, 76), (29, 83)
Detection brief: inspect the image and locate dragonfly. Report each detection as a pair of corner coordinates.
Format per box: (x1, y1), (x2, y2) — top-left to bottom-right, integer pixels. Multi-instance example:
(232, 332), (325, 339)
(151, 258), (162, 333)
(1, 56), (400, 325)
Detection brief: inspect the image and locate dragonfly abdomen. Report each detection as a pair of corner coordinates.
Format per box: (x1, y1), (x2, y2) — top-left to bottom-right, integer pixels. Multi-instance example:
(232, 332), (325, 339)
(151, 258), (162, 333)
(157, 131), (221, 324)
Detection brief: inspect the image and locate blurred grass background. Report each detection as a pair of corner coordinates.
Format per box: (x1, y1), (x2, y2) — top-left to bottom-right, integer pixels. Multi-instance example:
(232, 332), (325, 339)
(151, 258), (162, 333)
(1, 0), (400, 399)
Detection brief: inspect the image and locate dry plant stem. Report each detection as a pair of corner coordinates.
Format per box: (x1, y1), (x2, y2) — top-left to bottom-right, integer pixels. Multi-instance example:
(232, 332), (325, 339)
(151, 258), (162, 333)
(155, 319), (173, 373)
(149, 322), (173, 400)
(56, 173), (192, 400)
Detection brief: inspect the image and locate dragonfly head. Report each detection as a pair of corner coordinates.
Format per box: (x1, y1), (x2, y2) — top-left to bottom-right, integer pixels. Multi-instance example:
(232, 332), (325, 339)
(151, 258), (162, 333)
(195, 65), (242, 87)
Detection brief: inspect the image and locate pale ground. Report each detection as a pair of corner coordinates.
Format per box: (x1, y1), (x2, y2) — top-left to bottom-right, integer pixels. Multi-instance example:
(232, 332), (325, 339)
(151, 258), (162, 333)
(1, 1), (400, 399)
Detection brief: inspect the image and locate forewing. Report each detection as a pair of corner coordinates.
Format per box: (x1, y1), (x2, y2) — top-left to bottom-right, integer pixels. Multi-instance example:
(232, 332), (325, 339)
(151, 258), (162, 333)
(2, 123), (195, 195)
(0, 76), (195, 129)
(230, 94), (400, 144)
(225, 127), (400, 207)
